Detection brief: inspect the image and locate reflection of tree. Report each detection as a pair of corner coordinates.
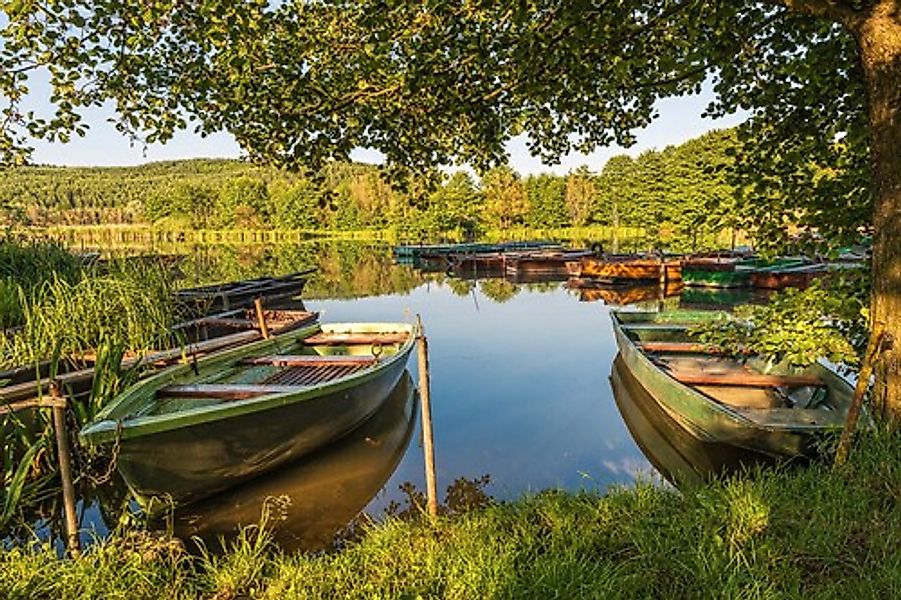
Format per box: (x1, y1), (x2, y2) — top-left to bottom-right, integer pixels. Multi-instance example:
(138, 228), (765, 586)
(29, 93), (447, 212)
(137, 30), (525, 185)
(176, 241), (427, 300)
(521, 282), (562, 294)
(446, 278), (475, 297)
(479, 279), (519, 304)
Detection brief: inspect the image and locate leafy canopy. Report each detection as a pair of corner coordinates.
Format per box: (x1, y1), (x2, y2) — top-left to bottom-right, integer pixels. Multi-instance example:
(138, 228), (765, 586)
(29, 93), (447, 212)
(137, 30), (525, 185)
(0, 2), (870, 246)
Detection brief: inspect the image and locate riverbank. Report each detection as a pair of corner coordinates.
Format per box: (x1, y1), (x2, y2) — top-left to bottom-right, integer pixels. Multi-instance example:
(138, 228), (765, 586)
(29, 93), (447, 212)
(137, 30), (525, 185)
(3, 431), (898, 599)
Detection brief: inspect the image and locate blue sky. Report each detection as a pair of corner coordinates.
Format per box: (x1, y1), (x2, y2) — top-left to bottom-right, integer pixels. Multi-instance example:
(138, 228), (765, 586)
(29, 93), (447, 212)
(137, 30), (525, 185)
(27, 80), (745, 175)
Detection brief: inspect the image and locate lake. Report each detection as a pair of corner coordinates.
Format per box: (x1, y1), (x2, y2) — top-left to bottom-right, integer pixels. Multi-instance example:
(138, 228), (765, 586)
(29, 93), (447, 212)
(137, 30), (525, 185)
(10, 241), (751, 552)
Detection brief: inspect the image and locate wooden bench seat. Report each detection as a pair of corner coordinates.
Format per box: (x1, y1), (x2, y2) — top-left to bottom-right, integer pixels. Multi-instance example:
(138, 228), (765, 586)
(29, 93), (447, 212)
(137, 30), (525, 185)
(669, 370), (825, 388)
(302, 333), (409, 346)
(158, 384), (302, 400)
(241, 354), (378, 367)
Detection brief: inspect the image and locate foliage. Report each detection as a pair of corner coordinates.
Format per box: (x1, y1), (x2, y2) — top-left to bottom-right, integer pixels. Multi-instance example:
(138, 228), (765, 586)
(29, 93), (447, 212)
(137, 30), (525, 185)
(1, 127), (749, 246)
(692, 276), (869, 368)
(2, 430), (900, 598)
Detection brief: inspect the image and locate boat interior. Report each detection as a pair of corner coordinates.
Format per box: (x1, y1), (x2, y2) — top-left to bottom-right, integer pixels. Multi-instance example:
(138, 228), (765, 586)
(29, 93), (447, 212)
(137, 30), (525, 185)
(617, 312), (852, 426)
(137, 328), (411, 417)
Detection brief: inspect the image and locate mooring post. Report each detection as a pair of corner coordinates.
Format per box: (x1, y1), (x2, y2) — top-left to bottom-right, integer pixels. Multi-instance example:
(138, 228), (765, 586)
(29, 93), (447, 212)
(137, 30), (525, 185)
(254, 297), (271, 339)
(416, 315), (439, 517)
(50, 381), (81, 556)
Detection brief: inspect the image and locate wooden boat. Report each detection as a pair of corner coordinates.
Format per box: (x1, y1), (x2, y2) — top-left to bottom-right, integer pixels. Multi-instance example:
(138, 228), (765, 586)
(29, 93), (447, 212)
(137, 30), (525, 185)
(0, 308), (319, 415)
(394, 240), (558, 259)
(611, 310), (855, 457)
(176, 269), (313, 312)
(579, 255), (682, 284)
(79, 321), (417, 507)
(682, 256), (749, 288)
(749, 262), (828, 290)
(504, 249), (594, 277)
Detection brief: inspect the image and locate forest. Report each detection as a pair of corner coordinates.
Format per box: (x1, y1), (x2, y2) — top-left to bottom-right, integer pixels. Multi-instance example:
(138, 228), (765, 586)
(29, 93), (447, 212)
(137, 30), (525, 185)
(0, 130), (741, 248)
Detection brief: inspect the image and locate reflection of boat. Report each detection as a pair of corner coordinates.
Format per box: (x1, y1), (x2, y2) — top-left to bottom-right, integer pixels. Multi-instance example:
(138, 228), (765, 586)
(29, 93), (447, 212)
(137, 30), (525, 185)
(579, 255), (682, 283)
(678, 287), (763, 311)
(172, 372), (418, 552)
(611, 310), (854, 457)
(79, 322), (417, 507)
(572, 282), (682, 305)
(610, 355), (772, 487)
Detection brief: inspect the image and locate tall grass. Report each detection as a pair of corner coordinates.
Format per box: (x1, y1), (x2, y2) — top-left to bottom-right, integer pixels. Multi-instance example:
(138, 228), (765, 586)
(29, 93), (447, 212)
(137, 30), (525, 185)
(1, 252), (180, 530)
(0, 259), (178, 370)
(0, 235), (81, 330)
(1, 430), (899, 598)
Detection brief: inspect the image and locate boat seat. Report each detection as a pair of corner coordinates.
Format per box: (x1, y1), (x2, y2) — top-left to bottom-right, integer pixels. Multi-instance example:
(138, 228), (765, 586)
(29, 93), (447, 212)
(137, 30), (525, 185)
(669, 370), (825, 388)
(158, 384), (303, 400)
(241, 355), (378, 367)
(302, 333), (408, 346)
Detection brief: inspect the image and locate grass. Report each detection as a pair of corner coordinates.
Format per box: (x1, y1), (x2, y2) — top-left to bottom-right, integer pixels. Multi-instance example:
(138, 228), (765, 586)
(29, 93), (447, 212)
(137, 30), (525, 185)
(2, 430), (899, 599)
(0, 258), (179, 370)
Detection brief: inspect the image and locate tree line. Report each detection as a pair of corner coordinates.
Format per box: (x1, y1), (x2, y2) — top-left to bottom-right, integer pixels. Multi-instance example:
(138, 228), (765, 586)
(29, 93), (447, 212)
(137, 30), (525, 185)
(1, 129), (739, 246)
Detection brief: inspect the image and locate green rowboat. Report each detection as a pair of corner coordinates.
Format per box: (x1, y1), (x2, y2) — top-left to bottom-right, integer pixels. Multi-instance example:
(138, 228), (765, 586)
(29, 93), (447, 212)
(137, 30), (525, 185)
(611, 310), (855, 457)
(79, 321), (417, 507)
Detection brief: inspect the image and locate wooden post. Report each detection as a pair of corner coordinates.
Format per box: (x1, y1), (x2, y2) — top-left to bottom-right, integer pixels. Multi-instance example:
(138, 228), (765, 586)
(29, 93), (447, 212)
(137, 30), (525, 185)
(416, 315), (439, 517)
(254, 297), (271, 339)
(50, 382), (81, 556)
(835, 327), (886, 467)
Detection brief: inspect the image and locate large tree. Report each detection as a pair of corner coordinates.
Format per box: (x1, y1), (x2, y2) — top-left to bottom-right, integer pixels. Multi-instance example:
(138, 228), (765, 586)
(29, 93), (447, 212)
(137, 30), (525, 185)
(1, 1), (899, 415)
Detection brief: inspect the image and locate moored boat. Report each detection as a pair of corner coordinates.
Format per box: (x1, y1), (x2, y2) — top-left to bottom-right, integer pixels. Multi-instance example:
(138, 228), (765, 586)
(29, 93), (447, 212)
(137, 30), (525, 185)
(79, 321), (417, 507)
(748, 262), (828, 290)
(682, 256), (749, 288)
(580, 255), (682, 284)
(504, 249), (594, 276)
(611, 310), (855, 457)
(177, 270), (313, 312)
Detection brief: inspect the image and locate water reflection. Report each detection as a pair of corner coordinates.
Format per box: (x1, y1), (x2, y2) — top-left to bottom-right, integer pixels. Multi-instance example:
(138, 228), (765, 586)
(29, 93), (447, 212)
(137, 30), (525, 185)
(609, 354), (773, 487)
(169, 372), (418, 553)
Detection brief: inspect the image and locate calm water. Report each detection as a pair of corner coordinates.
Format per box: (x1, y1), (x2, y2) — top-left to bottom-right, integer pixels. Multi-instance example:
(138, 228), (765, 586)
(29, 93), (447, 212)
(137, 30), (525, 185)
(10, 241), (759, 552)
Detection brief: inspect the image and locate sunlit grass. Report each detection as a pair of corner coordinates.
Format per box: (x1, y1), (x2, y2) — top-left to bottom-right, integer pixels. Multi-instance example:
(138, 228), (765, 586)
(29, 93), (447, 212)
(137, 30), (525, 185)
(2, 430), (899, 598)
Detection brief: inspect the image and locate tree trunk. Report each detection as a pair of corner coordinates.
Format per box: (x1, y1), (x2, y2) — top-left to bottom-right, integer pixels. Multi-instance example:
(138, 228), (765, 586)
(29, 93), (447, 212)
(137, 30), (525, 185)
(852, 2), (901, 421)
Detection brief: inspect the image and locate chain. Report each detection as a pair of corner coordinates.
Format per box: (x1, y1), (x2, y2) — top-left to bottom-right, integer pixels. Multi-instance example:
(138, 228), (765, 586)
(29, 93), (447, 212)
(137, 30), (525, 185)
(86, 420), (123, 485)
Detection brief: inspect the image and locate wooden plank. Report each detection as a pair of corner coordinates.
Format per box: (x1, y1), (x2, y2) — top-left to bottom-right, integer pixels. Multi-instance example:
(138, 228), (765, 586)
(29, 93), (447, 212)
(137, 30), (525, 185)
(640, 342), (753, 355)
(241, 354), (377, 367)
(1, 330), (263, 404)
(158, 384), (302, 400)
(0, 396), (68, 415)
(303, 333), (409, 346)
(670, 370), (825, 388)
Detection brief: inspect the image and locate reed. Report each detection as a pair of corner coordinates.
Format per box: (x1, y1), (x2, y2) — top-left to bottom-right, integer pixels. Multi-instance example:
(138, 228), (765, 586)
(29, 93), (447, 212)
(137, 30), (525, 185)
(0, 259), (178, 370)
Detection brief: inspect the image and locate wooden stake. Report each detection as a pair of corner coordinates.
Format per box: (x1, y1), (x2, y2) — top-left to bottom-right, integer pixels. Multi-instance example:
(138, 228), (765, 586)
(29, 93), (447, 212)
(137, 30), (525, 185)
(254, 297), (271, 339)
(835, 327), (886, 467)
(416, 315), (439, 517)
(50, 382), (81, 556)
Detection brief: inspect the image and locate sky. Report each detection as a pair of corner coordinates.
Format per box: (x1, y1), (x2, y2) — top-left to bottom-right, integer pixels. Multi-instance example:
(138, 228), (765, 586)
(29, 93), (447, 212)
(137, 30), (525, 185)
(27, 81), (746, 176)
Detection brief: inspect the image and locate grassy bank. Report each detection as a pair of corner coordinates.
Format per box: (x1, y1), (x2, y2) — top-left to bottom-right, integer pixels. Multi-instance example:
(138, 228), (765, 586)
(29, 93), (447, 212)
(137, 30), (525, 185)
(2, 431), (899, 599)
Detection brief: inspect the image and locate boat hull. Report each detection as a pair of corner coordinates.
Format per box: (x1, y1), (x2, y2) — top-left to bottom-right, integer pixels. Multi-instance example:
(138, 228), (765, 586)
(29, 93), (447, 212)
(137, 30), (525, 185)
(114, 356), (410, 506)
(580, 257), (682, 283)
(611, 312), (853, 458)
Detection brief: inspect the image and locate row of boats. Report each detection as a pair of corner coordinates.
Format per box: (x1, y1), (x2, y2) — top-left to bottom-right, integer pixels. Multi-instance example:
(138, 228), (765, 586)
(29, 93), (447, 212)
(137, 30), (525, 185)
(396, 242), (862, 291)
